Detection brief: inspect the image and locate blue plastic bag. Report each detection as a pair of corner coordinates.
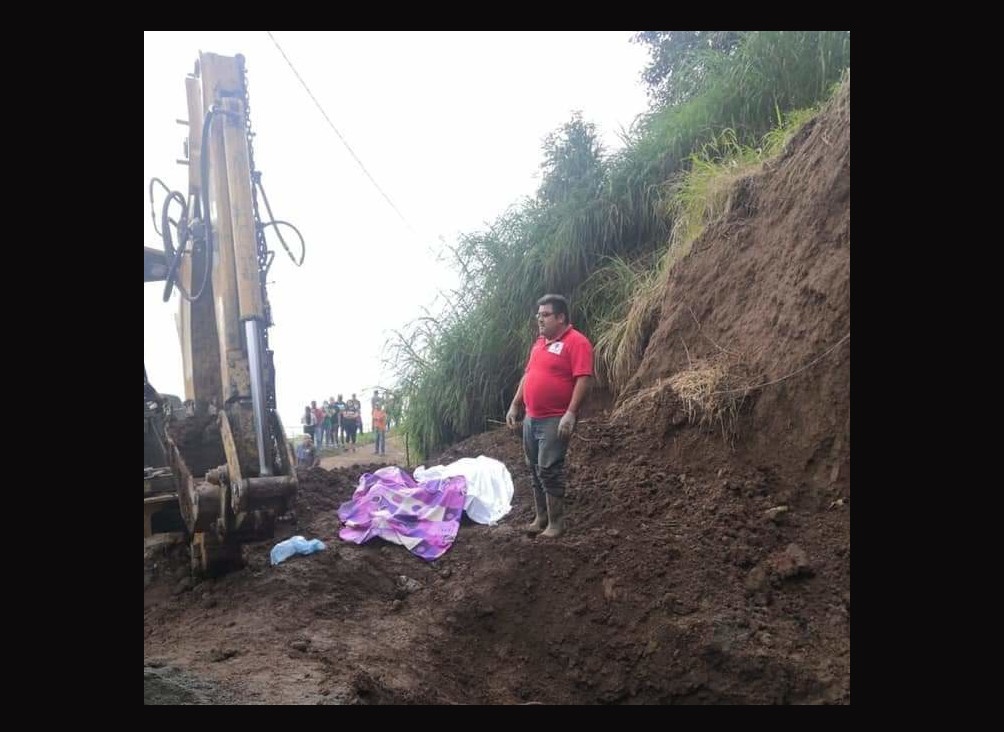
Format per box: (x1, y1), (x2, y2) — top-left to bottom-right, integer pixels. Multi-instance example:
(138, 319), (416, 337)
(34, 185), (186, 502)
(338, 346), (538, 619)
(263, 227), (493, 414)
(270, 535), (326, 566)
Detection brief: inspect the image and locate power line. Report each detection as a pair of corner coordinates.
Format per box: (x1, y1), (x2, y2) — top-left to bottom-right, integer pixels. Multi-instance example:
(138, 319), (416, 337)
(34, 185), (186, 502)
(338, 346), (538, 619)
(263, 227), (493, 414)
(265, 31), (416, 234)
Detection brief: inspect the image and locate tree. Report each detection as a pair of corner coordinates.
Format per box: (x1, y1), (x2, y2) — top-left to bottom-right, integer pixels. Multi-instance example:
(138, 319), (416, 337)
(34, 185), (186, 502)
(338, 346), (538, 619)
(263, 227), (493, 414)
(537, 112), (606, 207)
(632, 31), (744, 108)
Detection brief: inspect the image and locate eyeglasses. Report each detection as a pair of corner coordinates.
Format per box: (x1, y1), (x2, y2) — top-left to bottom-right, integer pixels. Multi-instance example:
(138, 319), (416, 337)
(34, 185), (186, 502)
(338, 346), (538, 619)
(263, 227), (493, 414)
(536, 311), (555, 319)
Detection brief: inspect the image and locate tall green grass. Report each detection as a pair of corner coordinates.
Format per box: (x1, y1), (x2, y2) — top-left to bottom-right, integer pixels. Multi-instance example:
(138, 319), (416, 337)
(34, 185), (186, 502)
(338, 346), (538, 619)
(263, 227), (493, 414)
(389, 32), (849, 460)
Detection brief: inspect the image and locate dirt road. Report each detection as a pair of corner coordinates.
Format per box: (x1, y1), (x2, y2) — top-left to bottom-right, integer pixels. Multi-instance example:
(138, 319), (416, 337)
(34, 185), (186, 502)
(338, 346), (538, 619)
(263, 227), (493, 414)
(317, 433), (412, 471)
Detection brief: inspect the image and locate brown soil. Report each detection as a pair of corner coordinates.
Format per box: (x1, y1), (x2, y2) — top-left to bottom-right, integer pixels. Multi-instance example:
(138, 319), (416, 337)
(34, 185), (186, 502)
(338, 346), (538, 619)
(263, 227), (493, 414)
(144, 79), (850, 705)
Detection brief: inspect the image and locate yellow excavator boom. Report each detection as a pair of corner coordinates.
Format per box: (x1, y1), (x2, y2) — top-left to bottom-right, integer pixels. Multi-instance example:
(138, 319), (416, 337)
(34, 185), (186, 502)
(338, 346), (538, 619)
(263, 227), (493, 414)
(145, 53), (297, 576)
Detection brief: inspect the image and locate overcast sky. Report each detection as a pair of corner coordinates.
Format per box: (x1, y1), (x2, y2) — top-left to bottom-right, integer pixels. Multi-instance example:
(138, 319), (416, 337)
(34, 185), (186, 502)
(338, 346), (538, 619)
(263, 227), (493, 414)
(144, 31), (651, 433)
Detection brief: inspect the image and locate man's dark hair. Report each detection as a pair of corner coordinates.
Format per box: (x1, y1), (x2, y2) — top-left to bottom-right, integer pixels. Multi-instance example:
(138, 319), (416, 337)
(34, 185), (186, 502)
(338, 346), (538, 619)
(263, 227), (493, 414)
(537, 293), (570, 323)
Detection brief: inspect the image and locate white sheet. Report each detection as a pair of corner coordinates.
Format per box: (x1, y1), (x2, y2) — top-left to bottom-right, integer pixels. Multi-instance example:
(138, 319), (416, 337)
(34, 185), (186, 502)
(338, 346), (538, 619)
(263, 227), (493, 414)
(413, 455), (514, 525)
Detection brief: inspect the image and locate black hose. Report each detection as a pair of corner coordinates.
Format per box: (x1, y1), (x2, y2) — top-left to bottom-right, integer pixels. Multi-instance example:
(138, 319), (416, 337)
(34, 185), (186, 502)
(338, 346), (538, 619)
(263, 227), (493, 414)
(160, 191), (187, 302)
(160, 192), (185, 260)
(157, 108), (217, 303)
(260, 219), (306, 267)
(255, 177), (305, 266)
(149, 178), (173, 236)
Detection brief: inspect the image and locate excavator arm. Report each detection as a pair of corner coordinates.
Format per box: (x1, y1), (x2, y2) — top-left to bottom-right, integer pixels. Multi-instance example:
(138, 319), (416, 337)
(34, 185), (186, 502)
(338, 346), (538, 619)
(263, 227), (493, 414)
(144, 246), (169, 282)
(146, 52), (297, 576)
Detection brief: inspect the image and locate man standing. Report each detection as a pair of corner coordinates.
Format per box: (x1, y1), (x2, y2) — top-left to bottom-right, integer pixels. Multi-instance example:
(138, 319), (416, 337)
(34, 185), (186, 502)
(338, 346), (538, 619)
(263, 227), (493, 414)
(302, 404), (316, 436)
(326, 397), (341, 448)
(321, 400), (333, 448)
(342, 393), (363, 453)
(372, 403), (388, 456)
(311, 400), (325, 449)
(506, 294), (593, 538)
(332, 394), (347, 447)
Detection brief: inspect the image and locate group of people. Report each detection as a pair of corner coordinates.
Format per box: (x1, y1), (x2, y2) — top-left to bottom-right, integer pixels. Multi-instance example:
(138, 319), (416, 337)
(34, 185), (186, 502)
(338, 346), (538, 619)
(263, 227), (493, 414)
(297, 390), (393, 467)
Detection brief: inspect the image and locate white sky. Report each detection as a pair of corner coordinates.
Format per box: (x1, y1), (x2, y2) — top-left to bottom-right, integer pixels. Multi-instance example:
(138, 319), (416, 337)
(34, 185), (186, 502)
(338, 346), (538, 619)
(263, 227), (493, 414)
(144, 31), (651, 434)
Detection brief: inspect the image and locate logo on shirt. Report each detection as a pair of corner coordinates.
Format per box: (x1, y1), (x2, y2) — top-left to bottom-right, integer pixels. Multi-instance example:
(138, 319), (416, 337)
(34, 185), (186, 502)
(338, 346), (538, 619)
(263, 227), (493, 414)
(547, 341), (564, 355)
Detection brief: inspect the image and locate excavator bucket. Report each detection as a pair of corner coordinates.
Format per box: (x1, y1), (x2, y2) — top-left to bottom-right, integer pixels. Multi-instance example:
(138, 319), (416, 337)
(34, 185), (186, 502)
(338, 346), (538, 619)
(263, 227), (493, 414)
(162, 407), (297, 577)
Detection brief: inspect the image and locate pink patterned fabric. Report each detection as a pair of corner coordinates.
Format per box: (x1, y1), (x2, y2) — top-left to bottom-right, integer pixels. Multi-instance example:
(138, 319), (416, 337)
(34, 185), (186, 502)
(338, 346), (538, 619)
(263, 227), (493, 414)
(337, 466), (468, 561)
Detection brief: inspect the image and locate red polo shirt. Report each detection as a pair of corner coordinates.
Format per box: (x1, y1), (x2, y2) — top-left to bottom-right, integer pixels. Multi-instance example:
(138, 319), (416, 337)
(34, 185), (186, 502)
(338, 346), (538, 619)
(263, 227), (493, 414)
(523, 326), (593, 419)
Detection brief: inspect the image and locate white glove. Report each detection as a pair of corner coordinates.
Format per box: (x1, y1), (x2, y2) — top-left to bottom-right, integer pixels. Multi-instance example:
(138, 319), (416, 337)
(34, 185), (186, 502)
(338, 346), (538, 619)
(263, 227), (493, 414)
(558, 411), (577, 439)
(506, 404), (521, 430)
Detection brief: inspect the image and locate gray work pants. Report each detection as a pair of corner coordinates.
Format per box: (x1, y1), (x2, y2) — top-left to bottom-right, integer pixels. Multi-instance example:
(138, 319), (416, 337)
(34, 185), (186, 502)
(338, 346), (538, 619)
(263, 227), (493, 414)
(522, 416), (569, 498)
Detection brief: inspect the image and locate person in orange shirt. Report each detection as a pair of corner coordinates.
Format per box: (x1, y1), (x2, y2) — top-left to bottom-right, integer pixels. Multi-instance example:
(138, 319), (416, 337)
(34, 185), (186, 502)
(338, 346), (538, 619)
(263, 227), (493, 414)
(372, 405), (388, 456)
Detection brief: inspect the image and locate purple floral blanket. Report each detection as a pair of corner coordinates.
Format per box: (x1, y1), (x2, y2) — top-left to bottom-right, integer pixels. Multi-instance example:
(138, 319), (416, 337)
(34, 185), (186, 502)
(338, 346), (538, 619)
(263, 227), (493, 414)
(337, 466), (468, 560)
